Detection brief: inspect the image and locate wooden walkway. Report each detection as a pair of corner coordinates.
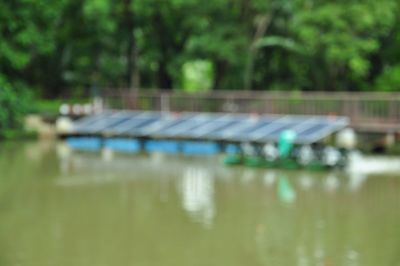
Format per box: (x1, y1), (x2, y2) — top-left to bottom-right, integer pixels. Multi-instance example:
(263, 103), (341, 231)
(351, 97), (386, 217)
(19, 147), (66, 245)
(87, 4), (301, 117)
(101, 90), (400, 133)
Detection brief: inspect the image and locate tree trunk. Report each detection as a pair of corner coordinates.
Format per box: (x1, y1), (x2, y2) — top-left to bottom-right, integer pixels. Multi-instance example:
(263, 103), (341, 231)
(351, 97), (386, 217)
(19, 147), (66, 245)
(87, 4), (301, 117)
(125, 0), (140, 90)
(158, 60), (173, 90)
(213, 60), (226, 90)
(123, 0), (140, 108)
(243, 13), (272, 90)
(153, 9), (174, 90)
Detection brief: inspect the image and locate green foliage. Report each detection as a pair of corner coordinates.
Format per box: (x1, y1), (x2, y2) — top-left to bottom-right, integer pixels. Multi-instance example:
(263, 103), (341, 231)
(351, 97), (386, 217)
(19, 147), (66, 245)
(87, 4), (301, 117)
(0, 0), (400, 95)
(182, 60), (213, 92)
(0, 76), (32, 138)
(375, 65), (400, 92)
(290, 0), (397, 90)
(257, 36), (304, 53)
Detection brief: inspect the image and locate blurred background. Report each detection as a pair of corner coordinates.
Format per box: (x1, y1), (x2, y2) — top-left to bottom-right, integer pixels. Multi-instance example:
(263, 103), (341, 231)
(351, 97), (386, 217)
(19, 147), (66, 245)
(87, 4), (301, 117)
(1, 1), (400, 265)
(2, 0), (400, 95)
(1, 0), (400, 128)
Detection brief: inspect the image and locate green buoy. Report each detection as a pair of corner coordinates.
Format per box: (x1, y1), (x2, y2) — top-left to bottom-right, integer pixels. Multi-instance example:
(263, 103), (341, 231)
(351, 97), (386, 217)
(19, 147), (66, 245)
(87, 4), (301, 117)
(277, 130), (298, 169)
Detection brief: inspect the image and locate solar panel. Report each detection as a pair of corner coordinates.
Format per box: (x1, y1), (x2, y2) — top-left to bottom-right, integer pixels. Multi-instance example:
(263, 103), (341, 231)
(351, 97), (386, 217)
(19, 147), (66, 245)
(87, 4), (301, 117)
(73, 111), (114, 132)
(154, 114), (214, 138)
(136, 113), (196, 137)
(248, 120), (294, 141)
(190, 118), (240, 138)
(73, 111), (136, 133)
(85, 112), (135, 133)
(106, 112), (162, 135)
(297, 124), (326, 138)
(171, 115), (237, 138)
(70, 111), (349, 144)
(226, 118), (281, 142)
(211, 118), (266, 139)
(123, 118), (163, 136)
(253, 117), (315, 142)
(300, 120), (347, 144)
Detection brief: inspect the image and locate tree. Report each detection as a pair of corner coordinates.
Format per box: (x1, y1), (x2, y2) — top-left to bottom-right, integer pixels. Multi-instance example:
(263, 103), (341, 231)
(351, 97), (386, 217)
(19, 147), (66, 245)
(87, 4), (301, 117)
(290, 0), (397, 90)
(1, 0), (400, 97)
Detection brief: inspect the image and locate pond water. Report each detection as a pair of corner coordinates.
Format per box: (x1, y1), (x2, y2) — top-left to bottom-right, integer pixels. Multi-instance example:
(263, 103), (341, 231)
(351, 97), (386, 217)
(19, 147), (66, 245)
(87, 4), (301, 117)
(0, 141), (399, 266)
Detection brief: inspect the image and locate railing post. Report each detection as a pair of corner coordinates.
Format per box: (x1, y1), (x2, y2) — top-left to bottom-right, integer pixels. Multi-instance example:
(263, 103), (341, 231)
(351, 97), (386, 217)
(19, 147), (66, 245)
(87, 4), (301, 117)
(352, 98), (360, 125)
(161, 92), (170, 114)
(389, 99), (396, 123)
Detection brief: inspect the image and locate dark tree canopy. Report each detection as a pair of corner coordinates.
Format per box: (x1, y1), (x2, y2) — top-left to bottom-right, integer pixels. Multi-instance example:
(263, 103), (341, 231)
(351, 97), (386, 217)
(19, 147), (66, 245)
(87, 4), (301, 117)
(1, 0), (400, 97)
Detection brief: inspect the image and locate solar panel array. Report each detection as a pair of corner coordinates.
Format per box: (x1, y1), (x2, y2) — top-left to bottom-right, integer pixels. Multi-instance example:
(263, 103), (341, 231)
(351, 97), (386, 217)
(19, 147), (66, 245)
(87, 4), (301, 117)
(71, 111), (349, 144)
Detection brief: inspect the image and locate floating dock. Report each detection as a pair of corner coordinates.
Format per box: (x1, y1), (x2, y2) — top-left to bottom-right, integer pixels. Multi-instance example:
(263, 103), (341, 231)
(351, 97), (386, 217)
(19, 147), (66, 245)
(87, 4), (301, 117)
(63, 110), (350, 169)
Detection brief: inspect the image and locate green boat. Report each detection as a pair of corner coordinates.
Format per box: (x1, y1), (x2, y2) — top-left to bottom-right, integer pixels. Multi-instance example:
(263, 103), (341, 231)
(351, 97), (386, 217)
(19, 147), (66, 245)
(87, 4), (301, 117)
(243, 156), (265, 168)
(223, 154), (243, 165)
(278, 158), (300, 170)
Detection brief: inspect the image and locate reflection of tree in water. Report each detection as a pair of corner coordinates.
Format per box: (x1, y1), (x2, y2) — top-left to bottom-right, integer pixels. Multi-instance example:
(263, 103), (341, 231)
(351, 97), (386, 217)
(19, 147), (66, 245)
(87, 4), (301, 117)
(180, 167), (215, 228)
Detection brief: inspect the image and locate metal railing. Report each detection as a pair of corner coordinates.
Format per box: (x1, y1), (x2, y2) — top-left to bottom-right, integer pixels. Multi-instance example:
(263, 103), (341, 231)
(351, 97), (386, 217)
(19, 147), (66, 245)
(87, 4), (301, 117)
(102, 90), (400, 132)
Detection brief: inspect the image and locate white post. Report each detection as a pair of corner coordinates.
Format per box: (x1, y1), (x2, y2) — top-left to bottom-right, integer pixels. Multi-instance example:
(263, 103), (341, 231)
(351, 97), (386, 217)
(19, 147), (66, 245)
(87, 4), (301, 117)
(161, 93), (170, 114)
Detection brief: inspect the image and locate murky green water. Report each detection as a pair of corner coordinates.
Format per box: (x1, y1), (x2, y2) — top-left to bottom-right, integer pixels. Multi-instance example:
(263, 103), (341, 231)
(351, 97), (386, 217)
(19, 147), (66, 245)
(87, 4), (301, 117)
(0, 141), (400, 266)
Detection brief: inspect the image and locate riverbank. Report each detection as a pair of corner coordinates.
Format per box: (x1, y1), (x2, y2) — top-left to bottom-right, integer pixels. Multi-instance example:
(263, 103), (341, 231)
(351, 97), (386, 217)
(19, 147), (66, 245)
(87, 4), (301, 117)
(24, 114), (57, 139)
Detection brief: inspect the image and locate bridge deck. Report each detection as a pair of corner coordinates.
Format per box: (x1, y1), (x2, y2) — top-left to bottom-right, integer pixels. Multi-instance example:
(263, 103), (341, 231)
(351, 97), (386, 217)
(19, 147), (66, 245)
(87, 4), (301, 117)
(99, 90), (400, 133)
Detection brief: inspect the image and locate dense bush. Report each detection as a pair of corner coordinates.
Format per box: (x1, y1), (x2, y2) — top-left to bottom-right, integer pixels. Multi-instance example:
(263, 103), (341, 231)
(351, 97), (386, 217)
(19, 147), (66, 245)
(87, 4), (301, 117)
(375, 65), (400, 91)
(0, 77), (32, 138)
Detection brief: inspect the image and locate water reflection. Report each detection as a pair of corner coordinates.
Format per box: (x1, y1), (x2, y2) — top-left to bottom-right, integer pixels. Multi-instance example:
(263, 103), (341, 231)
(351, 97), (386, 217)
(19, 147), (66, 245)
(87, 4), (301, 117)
(24, 139), (55, 162)
(53, 147), (386, 202)
(242, 168), (258, 184)
(298, 172), (314, 190)
(324, 173), (339, 193)
(277, 176), (296, 204)
(180, 167), (215, 227)
(2, 141), (398, 266)
(56, 142), (72, 175)
(347, 172), (368, 192)
(262, 172), (276, 187)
